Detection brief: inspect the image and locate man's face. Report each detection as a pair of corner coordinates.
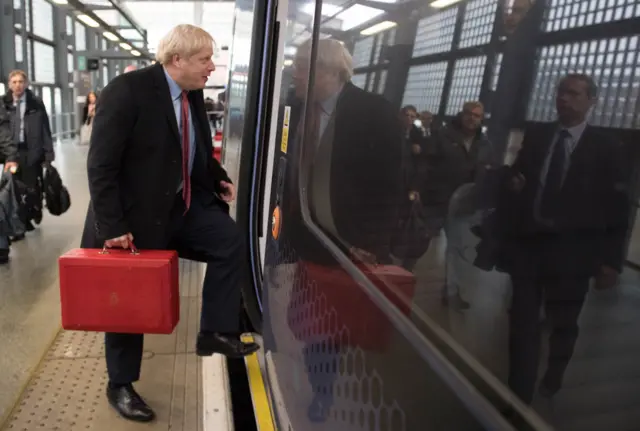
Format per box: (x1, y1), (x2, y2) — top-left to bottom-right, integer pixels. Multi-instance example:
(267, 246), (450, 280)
(9, 74), (27, 98)
(292, 57), (337, 100)
(556, 78), (594, 122)
(175, 46), (215, 90)
(401, 109), (417, 129)
(420, 112), (433, 127)
(462, 106), (483, 132)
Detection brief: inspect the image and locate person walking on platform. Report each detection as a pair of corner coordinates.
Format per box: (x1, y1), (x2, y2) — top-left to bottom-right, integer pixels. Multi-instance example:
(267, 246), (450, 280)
(497, 74), (630, 404)
(81, 24), (260, 423)
(2, 70), (54, 237)
(0, 102), (19, 263)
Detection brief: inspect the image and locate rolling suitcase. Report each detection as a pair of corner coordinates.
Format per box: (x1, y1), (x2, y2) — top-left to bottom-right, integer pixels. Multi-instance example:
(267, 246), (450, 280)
(59, 244), (180, 334)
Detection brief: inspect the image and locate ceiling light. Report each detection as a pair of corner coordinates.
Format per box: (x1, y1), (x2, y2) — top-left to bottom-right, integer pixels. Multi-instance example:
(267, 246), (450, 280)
(120, 42), (132, 50)
(430, 0), (463, 8)
(51, 0), (68, 4)
(131, 50), (141, 57)
(301, 3), (343, 16)
(336, 5), (385, 31)
(103, 31), (118, 41)
(77, 14), (100, 28)
(283, 59), (293, 66)
(360, 21), (397, 36)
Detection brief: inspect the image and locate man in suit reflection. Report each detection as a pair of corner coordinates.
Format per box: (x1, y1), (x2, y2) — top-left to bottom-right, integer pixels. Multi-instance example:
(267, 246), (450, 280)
(279, 38), (403, 422)
(501, 74), (630, 404)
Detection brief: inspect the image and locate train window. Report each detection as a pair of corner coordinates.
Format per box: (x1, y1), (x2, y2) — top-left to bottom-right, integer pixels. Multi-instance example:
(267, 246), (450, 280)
(260, 0), (640, 429)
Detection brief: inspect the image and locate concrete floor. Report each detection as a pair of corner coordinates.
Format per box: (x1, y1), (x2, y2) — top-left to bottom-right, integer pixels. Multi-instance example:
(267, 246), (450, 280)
(0, 141), (205, 431)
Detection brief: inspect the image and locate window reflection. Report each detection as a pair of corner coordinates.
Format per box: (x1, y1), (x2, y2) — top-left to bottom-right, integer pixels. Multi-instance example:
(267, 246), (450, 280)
(266, 0), (640, 429)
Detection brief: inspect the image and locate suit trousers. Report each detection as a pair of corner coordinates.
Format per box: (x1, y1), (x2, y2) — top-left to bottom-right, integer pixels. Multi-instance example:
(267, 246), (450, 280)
(105, 190), (244, 384)
(507, 267), (589, 404)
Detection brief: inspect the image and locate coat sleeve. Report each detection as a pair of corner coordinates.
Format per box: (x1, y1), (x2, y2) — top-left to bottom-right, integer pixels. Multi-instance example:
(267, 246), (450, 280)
(38, 99), (55, 162)
(0, 104), (17, 163)
(601, 140), (632, 272)
(86, 76), (137, 241)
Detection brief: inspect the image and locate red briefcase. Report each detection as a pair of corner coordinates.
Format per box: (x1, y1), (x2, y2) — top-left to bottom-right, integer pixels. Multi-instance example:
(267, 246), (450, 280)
(287, 261), (415, 352)
(58, 244), (180, 334)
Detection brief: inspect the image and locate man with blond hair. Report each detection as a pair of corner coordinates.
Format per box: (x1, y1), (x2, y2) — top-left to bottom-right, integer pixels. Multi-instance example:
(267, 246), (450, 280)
(80, 24), (259, 422)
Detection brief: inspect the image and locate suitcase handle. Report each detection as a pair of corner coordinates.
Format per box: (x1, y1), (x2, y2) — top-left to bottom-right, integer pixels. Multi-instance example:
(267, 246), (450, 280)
(99, 241), (140, 255)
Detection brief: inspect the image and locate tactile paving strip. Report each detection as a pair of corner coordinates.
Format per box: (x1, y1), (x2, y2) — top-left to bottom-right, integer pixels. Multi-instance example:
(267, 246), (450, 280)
(2, 259), (205, 431)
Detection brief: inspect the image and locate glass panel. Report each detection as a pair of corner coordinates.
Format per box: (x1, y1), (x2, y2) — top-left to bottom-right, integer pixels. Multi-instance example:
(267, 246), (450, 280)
(66, 15), (73, 36)
(350, 37), (374, 68)
(26, 39), (33, 78)
(459, 0), (499, 48)
(31, 0), (54, 41)
(527, 35), (640, 128)
(33, 42), (56, 84)
(403, 62), (448, 113)
(75, 22), (86, 51)
(54, 86), (61, 115)
(544, 0), (640, 32)
(41, 86), (52, 117)
(258, 0), (640, 430)
(67, 52), (74, 73)
(446, 55), (487, 115)
(412, 7), (458, 57)
(15, 33), (23, 62)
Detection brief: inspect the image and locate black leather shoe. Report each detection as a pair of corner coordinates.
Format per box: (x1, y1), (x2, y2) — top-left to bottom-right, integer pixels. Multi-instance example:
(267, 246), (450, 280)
(0, 250), (8, 264)
(196, 333), (260, 357)
(106, 384), (156, 422)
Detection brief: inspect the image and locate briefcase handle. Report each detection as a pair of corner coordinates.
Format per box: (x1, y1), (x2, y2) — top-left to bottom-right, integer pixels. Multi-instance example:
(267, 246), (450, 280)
(99, 241), (140, 255)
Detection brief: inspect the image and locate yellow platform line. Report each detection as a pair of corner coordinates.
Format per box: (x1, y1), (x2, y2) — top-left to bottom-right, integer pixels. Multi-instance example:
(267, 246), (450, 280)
(241, 335), (275, 431)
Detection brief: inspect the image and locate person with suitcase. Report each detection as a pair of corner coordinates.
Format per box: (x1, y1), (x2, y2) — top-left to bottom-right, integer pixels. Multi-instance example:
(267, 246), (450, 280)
(0, 101), (19, 263)
(80, 24), (259, 423)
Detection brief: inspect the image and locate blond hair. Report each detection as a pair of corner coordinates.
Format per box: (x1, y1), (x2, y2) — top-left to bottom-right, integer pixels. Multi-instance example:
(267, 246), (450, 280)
(297, 38), (353, 82)
(8, 69), (28, 82)
(155, 24), (215, 65)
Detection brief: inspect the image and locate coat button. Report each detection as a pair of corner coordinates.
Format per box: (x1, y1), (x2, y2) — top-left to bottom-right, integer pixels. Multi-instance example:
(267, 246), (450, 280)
(172, 159), (177, 164)
(155, 220), (162, 226)
(165, 190), (170, 196)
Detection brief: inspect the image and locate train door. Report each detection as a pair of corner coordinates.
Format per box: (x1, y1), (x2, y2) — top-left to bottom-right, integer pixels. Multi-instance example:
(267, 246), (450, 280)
(252, 0), (553, 430)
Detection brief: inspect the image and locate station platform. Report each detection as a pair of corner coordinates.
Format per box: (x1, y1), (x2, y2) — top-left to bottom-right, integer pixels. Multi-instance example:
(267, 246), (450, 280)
(0, 141), (272, 431)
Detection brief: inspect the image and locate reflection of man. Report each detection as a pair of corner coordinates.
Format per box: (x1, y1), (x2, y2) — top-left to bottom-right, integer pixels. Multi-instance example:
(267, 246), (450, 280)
(503, 0), (533, 34)
(81, 24), (259, 423)
(280, 38), (403, 422)
(421, 101), (495, 308)
(288, 38), (403, 262)
(502, 74), (630, 404)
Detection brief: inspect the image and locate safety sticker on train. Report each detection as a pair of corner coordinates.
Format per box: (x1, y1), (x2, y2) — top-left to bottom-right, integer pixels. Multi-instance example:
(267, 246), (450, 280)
(281, 106), (291, 154)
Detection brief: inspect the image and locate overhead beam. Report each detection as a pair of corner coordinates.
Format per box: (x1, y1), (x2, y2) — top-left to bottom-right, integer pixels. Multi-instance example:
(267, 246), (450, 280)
(108, 0), (146, 39)
(76, 49), (145, 60)
(84, 5), (115, 10)
(66, 0), (153, 59)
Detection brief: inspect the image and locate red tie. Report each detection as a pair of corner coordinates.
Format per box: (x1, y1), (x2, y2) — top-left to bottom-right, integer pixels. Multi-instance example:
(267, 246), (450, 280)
(181, 91), (191, 213)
